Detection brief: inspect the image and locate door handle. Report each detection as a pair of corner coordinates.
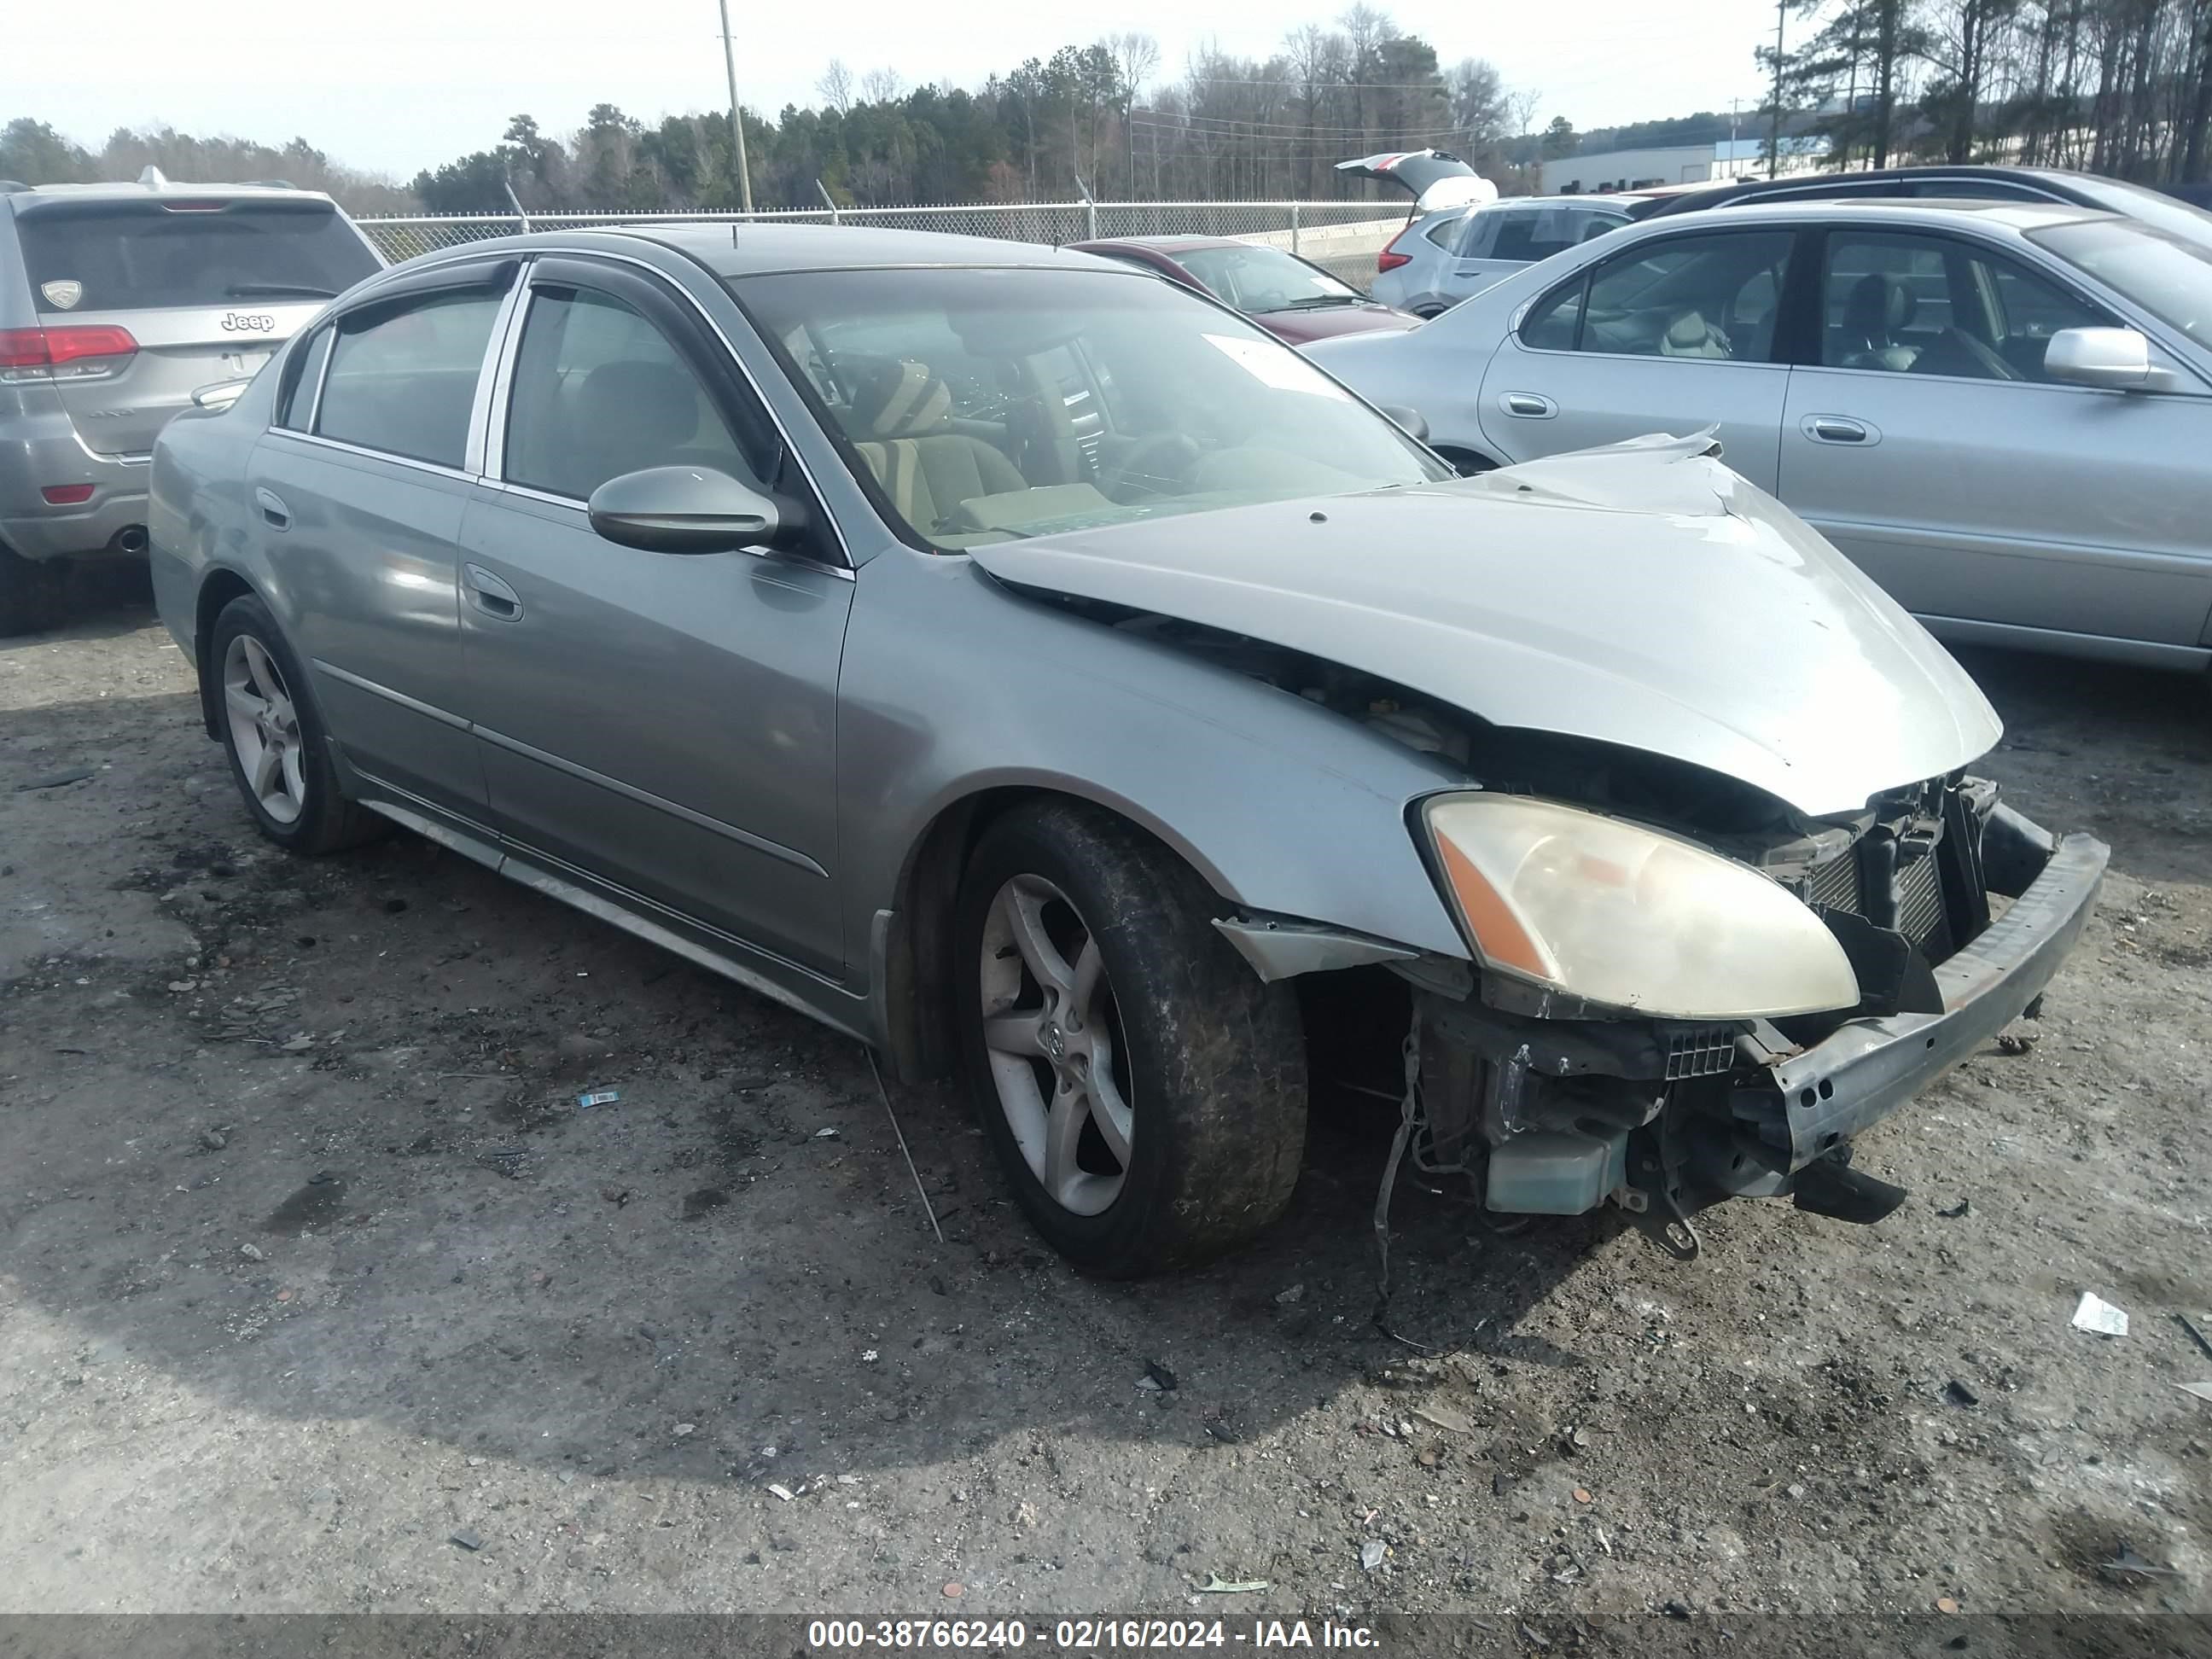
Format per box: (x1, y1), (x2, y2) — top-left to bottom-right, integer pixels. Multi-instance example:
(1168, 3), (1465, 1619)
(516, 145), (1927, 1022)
(463, 562), (523, 621)
(1498, 392), (1558, 419)
(1801, 414), (1878, 445)
(254, 487), (290, 530)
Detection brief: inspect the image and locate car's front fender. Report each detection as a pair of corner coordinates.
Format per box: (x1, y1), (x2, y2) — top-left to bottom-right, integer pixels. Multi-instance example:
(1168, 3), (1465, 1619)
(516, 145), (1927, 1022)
(838, 545), (1475, 1003)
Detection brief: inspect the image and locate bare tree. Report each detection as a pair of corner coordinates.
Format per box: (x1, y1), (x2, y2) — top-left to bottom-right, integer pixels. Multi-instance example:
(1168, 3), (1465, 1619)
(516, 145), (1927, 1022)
(1283, 23), (1342, 195)
(1337, 3), (1394, 150)
(860, 67), (906, 104)
(816, 60), (856, 115)
(1105, 31), (1161, 193)
(1447, 57), (1512, 161)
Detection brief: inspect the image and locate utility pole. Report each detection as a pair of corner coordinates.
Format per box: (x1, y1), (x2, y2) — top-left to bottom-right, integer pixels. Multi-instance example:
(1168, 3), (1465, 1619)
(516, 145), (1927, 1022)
(716, 0), (754, 213)
(1767, 0), (1785, 179)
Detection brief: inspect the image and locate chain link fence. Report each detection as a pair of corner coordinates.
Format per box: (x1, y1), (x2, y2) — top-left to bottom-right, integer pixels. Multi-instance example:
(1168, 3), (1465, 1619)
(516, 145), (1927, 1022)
(354, 201), (1410, 289)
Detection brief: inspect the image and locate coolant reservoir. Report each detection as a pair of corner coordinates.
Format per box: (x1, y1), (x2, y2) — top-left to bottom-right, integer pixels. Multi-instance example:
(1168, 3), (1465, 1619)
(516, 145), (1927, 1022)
(1486, 1128), (1628, 1214)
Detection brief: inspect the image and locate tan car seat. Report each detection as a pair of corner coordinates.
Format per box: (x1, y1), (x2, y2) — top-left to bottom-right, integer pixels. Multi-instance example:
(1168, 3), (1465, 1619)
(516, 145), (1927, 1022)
(1656, 309), (1734, 358)
(847, 359), (1027, 533)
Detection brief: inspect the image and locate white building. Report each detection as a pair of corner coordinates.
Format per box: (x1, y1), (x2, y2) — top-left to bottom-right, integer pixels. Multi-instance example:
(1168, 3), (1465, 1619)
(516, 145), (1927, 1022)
(1540, 137), (1830, 196)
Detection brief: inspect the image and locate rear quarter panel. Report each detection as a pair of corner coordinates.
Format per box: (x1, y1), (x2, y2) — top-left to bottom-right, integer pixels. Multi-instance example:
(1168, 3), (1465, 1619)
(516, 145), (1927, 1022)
(149, 379), (275, 657)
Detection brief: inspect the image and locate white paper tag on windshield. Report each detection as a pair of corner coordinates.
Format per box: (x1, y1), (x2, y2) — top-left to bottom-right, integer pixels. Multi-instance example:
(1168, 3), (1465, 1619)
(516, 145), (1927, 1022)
(1201, 332), (1338, 396)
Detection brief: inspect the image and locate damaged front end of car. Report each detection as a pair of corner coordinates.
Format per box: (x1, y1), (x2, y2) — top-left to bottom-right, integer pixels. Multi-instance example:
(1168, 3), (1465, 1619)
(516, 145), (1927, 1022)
(969, 432), (2108, 1252)
(1393, 771), (2106, 1256)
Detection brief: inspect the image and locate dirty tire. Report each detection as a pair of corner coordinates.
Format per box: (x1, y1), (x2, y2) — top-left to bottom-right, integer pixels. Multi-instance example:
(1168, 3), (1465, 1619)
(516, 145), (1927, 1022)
(954, 800), (1306, 1276)
(209, 593), (387, 855)
(0, 544), (66, 637)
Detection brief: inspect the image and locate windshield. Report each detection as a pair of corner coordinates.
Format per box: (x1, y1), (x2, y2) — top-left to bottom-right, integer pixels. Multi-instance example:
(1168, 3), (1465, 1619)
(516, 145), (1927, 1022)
(1173, 244), (1362, 311)
(736, 266), (1447, 551)
(2029, 218), (2212, 348)
(17, 201), (380, 313)
(2069, 176), (2212, 252)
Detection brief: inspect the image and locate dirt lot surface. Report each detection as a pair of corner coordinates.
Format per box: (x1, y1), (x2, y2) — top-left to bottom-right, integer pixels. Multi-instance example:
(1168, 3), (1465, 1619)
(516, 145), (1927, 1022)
(1, 593), (2208, 1624)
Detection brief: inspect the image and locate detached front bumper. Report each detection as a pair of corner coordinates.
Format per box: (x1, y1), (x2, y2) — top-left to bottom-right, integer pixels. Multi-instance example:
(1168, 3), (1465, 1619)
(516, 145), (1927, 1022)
(1751, 824), (2109, 1173)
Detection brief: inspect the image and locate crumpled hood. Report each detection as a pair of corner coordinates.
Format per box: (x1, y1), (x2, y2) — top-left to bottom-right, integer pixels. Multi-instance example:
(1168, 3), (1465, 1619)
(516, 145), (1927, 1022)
(969, 434), (2002, 819)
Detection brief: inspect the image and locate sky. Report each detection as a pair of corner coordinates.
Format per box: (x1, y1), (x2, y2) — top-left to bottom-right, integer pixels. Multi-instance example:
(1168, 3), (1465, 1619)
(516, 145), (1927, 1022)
(14, 0), (1790, 183)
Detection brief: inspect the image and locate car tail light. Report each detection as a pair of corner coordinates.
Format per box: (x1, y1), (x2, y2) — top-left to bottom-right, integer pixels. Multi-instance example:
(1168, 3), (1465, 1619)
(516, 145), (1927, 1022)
(1377, 229), (1415, 273)
(0, 324), (139, 376)
(41, 484), (96, 505)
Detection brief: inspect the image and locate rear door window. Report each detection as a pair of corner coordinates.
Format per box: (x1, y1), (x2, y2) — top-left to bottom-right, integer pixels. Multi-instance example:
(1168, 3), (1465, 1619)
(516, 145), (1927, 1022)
(1452, 211), (1499, 259)
(273, 326), (332, 430)
(1486, 212), (1543, 263)
(315, 289), (504, 469)
(16, 202), (379, 314)
(1521, 230), (1796, 359)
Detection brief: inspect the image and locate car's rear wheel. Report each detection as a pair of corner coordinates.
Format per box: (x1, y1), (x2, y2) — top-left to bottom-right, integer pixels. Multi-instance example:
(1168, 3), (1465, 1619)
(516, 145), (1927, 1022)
(210, 594), (386, 854)
(953, 800), (1306, 1276)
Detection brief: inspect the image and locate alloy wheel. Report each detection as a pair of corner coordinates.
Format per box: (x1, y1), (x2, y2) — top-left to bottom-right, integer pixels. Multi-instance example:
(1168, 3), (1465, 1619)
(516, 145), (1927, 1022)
(222, 634), (308, 825)
(977, 873), (1133, 1215)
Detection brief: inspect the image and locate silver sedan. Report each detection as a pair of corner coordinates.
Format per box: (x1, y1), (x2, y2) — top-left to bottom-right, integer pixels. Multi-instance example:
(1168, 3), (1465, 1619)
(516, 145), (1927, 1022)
(149, 224), (2102, 1275)
(1310, 198), (2212, 672)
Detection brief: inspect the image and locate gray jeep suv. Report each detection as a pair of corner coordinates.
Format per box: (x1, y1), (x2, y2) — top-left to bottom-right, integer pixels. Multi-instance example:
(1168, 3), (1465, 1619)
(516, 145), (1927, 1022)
(0, 168), (381, 632)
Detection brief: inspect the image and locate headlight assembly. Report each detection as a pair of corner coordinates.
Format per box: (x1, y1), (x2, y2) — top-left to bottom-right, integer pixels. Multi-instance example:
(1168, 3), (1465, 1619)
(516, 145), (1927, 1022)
(1421, 794), (1860, 1019)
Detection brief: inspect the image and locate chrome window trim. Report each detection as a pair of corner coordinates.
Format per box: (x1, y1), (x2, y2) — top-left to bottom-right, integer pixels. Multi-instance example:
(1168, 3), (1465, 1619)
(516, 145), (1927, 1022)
(477, 476), (584, 514)
(467, 267), (534, 476)
(306, 321), (335, 432)
(263, 427), (476, 484)
(498, 244), (853, 568)
(269, 325), (331, 435)
(1510, 339), (1796, 370)
(471, 476), (857, 582)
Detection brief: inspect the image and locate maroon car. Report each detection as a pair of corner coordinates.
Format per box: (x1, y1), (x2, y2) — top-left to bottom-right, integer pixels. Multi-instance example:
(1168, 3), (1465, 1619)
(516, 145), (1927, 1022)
(1067, 235), (1421, 344)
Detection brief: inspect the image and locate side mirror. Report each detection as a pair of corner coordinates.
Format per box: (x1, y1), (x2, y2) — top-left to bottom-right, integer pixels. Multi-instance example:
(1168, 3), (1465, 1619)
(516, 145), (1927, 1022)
(1379, 404), (1430, 443)
(2043, 325), (2154, 391)
(585, 465), (806, 555)
(191, 378), (252, 411)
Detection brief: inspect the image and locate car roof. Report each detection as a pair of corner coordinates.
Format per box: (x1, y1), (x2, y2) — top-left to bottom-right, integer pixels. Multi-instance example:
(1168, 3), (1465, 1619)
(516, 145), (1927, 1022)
(2, 174), (339, 211)
(385, 222), (1138, 280)
(1639, 195), (2117, 233)
(1498, 195), (1637, 210)
(1630, 163), (2119, 218)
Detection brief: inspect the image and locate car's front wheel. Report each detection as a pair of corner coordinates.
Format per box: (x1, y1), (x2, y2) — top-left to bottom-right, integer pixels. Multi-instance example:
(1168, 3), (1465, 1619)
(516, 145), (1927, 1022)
(209, 593), (386, 854)
(954, 800), (1307, 1276)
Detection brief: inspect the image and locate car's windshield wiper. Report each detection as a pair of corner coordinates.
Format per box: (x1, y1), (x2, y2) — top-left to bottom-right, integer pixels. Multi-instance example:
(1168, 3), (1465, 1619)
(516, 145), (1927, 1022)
(1265, 294), (1364, 311)
(225, 282), (339, 298)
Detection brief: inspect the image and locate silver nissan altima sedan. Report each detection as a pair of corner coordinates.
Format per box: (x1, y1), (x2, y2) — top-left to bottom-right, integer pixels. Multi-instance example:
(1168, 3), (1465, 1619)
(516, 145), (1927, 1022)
(1307, 198), (2212, 672)
(149, 224), (2104, 1275)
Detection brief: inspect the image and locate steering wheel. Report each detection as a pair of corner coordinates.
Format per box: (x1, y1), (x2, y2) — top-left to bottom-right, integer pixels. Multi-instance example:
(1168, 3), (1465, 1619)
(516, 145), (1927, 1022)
(1103, 433), (1205, 502)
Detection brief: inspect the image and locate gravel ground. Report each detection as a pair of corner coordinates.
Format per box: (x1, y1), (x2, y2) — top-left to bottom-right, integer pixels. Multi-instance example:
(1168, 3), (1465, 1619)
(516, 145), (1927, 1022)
(0, 591), (2207, 1622)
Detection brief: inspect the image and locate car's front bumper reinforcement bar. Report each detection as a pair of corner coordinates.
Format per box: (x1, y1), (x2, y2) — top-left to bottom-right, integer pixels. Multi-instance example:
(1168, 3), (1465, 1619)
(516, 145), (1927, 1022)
(1761, 828), (2109, 1172)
